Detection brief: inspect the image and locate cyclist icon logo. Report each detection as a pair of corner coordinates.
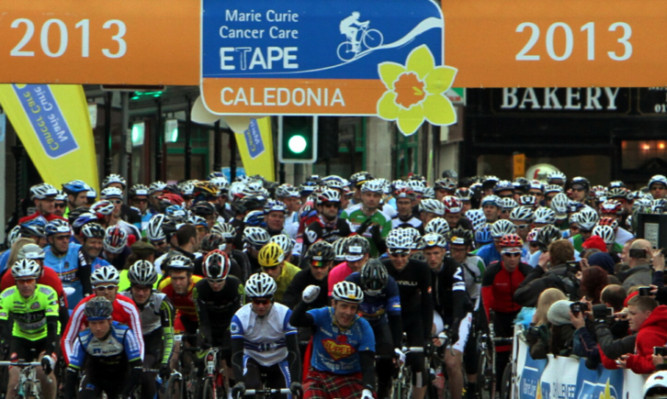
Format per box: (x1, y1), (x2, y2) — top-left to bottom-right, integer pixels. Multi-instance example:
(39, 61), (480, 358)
(337, 11), (384, 61)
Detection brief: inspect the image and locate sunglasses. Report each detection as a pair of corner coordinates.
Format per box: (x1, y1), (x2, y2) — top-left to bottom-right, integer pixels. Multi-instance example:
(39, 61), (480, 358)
(17, 278), (36, 284)
(514, 224), (529, 230)
(111, 200), (123, 205)
(389, 250), (409, 257)
(54, 203), (67, 209)
(502, 252), (521, 258)
(262, 265), (279, 271)
(152, 240), (167, 246)
(251, 298), (271, 305)
(311, 260), (328, 268)
(94, 285), (117, 291)
(132, 198), (148, 203)
(208, 278), (225, 284)
(323, 203), (339, 208)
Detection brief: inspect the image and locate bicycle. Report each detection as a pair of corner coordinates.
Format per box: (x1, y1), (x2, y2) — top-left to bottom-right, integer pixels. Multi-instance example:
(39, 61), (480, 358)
(241, 388), (292, 398)
(336, 25), (384, 61)
(0, 361), (42, 399)
(200, 347), (226, 399)
(392, 345), (426, 399)
(164, 333), (202, 399)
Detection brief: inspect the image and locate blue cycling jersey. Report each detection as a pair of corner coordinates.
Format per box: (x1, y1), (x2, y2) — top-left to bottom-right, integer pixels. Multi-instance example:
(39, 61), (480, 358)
(0, 250), (10, 275)
(44, 243), (85, 310)
(69, 321), (142, 370)
(345, 272), (401, 324)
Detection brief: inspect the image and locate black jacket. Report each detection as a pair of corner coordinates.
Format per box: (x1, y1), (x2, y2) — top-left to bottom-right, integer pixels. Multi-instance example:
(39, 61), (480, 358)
(513, 264), (579, 307)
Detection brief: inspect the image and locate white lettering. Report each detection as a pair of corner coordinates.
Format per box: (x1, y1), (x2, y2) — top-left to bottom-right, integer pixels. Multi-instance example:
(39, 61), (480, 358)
(501, 88), (519, 109)
(564, 88), (581, 109)
(519, 88), (540, 109)
(542, 87), (561, 110)
(604, 87), (620, 110)
(217, 87), (346, 108)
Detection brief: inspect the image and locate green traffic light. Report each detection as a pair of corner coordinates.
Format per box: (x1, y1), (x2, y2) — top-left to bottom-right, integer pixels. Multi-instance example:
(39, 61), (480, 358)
(288, 134), (308, 154)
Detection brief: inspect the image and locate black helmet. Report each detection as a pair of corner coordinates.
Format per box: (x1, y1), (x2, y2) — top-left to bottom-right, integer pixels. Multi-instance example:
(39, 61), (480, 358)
(359, 259), (388, 295)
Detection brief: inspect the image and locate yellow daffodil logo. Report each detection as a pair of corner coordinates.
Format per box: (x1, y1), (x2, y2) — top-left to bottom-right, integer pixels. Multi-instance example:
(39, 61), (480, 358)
(376, 45), (457, 136)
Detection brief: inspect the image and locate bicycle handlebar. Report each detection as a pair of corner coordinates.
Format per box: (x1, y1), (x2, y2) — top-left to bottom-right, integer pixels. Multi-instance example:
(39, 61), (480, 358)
(243, 388), (292, 396)
(0, 361), (41, 367)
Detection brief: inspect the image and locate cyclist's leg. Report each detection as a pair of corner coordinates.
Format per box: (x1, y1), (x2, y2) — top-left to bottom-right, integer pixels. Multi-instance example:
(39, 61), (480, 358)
(6, 337), (34, 399)
(492, 311), (515, 393)
(77, 372), (104, 399)
(372, 322), (394, 399)
(37, 352), (57, 399)
(463, 323), (479, 396)
(243, 357), (262, 390)
(403, 314), (427, 399)
(140, 333), (161, 399)
(267, 362), (290, 399)
(444, 313), (472, 399)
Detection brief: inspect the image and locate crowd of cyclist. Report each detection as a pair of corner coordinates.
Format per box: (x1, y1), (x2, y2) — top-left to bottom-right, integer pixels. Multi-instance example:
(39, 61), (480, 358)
(1, 170), (666, 399)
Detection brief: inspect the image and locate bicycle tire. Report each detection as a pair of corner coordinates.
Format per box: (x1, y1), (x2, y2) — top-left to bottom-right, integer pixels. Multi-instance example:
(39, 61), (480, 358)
(498, 362), (512, 399)
(336, 41), (356, 62)
(166, 374), (184, 399)
(362, 29), (384, 49)
(476, 335), (495, 399)
(201, 377), (215, 399)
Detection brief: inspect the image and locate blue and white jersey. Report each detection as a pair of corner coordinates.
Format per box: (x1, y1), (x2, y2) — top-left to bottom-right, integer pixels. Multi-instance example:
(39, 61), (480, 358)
(0, 249), (11, 275)
(44, 243), (85, 309)
(69, 321), (142, 369)
(345, 272), (401, 325)
(307, 307), (375, 375)
(230, 303), (296, 367)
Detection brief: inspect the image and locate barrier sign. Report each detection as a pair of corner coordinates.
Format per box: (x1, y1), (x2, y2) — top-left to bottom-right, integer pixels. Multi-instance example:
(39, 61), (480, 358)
(200, 0), (456, 135)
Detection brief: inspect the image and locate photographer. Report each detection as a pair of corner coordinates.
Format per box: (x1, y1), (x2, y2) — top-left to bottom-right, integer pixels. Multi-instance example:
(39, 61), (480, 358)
(618, 239), (655, 291)
(513, 239), (580, 307)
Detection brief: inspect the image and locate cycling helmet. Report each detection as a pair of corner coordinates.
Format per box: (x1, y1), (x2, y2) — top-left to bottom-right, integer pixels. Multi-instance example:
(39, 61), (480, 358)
(203, 250), (231, 280)
(361, 179), (385, 194)
(513, 177), (531, 193)
(11, 259), (41, 279)
(350, 171), (373, 187)
(243, 226), (270, 249)
(519, 195), (537, 208)
(648, 174), (667, 190)
(264, 199), (287, 214)
(454, 187), (472, 202)
(420, 232), (447, 248)
(91, 265), (120, 285)
(332, 237), (349, 263)
(243, 210), (266, 228)
(270, 234), (295, 255)
(30, 183), (58, 200)
(192, 201), (216, 217)
(317, 189), (341, 205)
(509, 206), (534, 223)
(200, 234), (225, 252)
(544, 185), (563, 196)
(528, 180), (544, 194)
(102, 173), (126, 189)
(449, 227), (474, 246)
(550, 193), (569, 216)
(129, 184), (149, 198)
(211, 222), (236, 240)
(536, 225), (562, 248)
(345, 236), (370, 261)
(359, 259), (388, 294)
(81, 223), (105, 239)
(526, 227), (541, 243)
(177, 181), (196, 197)
(46, 219), (71, 236)
(493, 180), (515, 194)
(332, 281), (364, 303)
(533, 207), (556, 225)
(149, 181), (167, 194)
(393, 186), (415, 200)
(464, 209), (487, 232)
(91, 200), (115, 216)
(420, 187), (435, 199)
(481, 195), (501, 208)
(193, 181), (219, 200)
(62, 179), (89, 194)
(600, 199), (624, 216)
(86, 187), (97, 201)
(165, 205), (188, 223)
(322, 175), (346, 191)
(209, 177), (230, 193)
(103, 225), (128, 254)
(54, 190), (66, 202)
(575, 207), (599, 231)
(570, 176), (590, 191)
(598, 216), (620, 230)
(258, 243), (285, 267)
(386, 228), (416, 250)
(442, 196), (463, 214)
(245, 272), (277, 298)
(406, 180), (426, 195)
(424, 217), (451, 236)
(607, 187), (628, 200)
(146, 214), (167, 241)
(474, 227), (493, 246)
(490, 219), (517, 238)
(305, 241), (335, 263)
(499, 197), (518, 211)
(633, 197), (654, 214)
(434, 177), (457, 192)
(165, 254), (194, 272)
(652, 199), (666, 213)
(128, 260), (158, 286)
(546, 171), (567, 184)
(592, 225), (615, 245)
(19, 219), (46, 238)
(498, 233), (523, 248)
(101, 187), (123, 200)
(84, 296), (114, 321)
(275, 184), (299, 199)
(16, 244), (45, 261)
(419, 199), (445, 216)
(642, 370), (667, 399)
(7, 225), (21, 247)
(188, 215), (208, 228)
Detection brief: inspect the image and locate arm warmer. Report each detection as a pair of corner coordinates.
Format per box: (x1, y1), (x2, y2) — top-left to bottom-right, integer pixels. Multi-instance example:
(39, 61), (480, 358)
(231, 337), (245, 381)
(289, 300), (315, 328)
(359, 351), (376, 391)
(286, 333), (302, 383)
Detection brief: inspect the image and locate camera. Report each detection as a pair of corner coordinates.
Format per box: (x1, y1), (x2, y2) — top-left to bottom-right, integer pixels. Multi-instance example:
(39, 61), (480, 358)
(570, 302), (589, 315)
(566, 261), (580, 273)
(629, 248), (648, 259)
(638, 286), (652, 296)
(592, 304), (613, 320)
(654, 346), (667, 356)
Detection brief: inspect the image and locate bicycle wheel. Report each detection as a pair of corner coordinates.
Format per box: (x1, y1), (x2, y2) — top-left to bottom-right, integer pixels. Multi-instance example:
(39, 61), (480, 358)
(201, 377), (215, 399)
(336, 42), (356, 62)
(476, 336), (495, 399)
(498, 362), (512, 399)
(166, 374), (184, 399)
(362, 29), (384, 49)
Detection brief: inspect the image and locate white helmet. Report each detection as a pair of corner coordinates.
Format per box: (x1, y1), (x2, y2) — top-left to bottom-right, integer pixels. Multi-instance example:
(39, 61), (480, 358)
(91, 265), (120, 285)
(575, 207), (599, 231)
(332, 281), (364, 304)
(533, 207), (556, 225)
(424, 217), (451, 236)
(11, 259), (41, 279)
(550, 193), (569, 217)
(361, 179), (385, 194)
(245, 273), (277, 298)
(509, 206), (534, 223)
(146, 214), (167, 241)
(643, 370), (667, 399)
(419, 199), (445, 216)
(464, 209), (487, 232)
(386, 228), (417, 250)
(490, 219), (517, 238)
(593, 225), (616, 245)
(270, 234), (295, 255)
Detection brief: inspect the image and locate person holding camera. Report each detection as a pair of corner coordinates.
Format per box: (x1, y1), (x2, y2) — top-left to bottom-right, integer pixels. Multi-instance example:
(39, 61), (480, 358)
(619, 239), (655, 291)
(604, 295), (667, 374)
(513, 239), (580, 307)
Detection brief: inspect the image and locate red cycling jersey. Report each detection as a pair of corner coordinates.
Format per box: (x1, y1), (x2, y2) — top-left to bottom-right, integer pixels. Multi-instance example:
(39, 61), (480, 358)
(158, 275), (202, 322)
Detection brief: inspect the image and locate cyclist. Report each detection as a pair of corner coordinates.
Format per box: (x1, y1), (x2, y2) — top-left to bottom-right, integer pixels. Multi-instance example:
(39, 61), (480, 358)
(128, 183), (154, 232)
(284, 241), (335, 309)
(194, 250), (243, 391)
(383, 228), (433, 399)
(19, 183), (61, 224)
(345, 259), (402, 399)
(391, 186), (422, 230)
(480, 195), (502, 224)
(158, 254), (202, 338)
(341, 179), (392, 257)
(120, 260), (175, 399)
(78, 222), (111, 268)
(102, 224), (131, 271)
(290, 281), (375, 399)
(62, 265), (144, 365)
(242, 226), (271, 275)
(480, 234), (531, 391)
(64, 296), (143, 399)
(473, 219), (518, 267)
(62, 180), (90, 217)
(303, 189), (351, 248)
(328, 235), (370, 295)
(0, 259), (59, 399)
(258, 242), (300, 303)
(230, 273), (301, 399)
(43, 219), (92, 310)
(339, 11), (369, 54)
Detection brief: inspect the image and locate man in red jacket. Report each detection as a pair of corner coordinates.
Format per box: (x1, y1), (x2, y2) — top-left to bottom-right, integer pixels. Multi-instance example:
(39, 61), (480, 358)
(615, 295), (667, 374)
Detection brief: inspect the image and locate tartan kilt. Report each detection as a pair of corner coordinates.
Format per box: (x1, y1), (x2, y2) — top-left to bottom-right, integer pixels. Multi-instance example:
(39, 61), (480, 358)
(304, 368), (365, 399)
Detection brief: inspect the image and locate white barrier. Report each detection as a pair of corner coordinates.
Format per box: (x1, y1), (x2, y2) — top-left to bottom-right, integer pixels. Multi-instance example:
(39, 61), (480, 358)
(512, 328), (648, 399)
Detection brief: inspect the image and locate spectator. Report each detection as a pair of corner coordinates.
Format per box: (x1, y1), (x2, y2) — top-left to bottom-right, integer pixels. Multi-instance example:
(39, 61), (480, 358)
(579, 266), (609, 304)
(619, 239), (653, 291)
(545, 299), (576, 356)
(524, 288), (567, 359)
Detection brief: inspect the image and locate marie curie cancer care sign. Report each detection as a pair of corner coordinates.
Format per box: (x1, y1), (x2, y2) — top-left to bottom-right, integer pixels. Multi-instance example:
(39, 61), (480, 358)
(201, 0), (458, 135)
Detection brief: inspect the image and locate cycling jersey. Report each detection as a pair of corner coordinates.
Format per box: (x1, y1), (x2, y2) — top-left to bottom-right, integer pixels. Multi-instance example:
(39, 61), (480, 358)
(62, 293), (144, 364)
(283, 269), (329, 310)
(327, 262), (354, 296)
(303, 216), (352, 247)
(1, 266), (67, 309)
(340, 204), (392, 257)
(391, 215), (422, 230)
(345, 272), (401, 323)
(230, 302), (296, 367)
(194, 276), (243, 346)
(0, 284), (58, 341)
(158, 274), (203, 326)
(306, 306), (375, 374)
(0, 249), (10, 275)
(473, 243), (501, 268)
(430, 257), (471, 324)
(120, 290), (174, 336)
(274, 262), (300, 304)
(44, 242), (91, 310)
(481, 260), (532, 319)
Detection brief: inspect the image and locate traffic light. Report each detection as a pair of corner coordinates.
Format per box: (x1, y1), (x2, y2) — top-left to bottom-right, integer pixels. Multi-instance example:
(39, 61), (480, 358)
(278, 116), (318, 163)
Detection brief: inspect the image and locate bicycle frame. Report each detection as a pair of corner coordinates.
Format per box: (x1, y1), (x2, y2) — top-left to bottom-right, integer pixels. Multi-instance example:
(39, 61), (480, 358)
(0, 361), (42, 398)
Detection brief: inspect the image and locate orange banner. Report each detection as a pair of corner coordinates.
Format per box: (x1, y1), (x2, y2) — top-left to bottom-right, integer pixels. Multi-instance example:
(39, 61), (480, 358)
(0, 0), (198, 85)
(444, 0), (667, 87)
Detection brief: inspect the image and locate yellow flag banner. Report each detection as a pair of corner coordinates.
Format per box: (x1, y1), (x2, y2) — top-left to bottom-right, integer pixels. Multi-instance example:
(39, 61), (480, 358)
(0, 84), (99, 191)
(224, 116), (275, 182)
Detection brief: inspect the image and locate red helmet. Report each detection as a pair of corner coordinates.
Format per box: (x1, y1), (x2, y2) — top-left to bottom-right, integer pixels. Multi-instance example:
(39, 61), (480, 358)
(599, 199), (623, 215)
(442, 196), (463, 214)
(598, 216), (619, 231)
(499, 233), (523, 248)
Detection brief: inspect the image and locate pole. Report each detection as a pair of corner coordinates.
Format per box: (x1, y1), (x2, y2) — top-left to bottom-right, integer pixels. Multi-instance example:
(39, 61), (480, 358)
(104, 92), (112, 176)
(229, 129), (237, 181)
(155, 98), (163, 182)
(213, 121), (222, 172)
(184, 97), (192, 180)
